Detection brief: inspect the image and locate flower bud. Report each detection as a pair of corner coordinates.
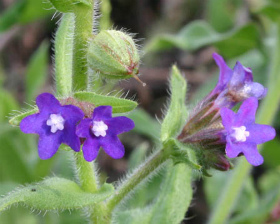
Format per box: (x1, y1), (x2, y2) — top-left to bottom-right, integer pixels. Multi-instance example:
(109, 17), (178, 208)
(88, 30), (143, 83)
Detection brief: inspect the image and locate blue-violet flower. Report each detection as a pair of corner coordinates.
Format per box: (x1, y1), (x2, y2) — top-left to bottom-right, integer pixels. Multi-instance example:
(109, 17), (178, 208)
(220, 97), (276, 166)
(20, 93), (84, 159)
(76, 106), (135, 161)
(211, 53), (267, 108)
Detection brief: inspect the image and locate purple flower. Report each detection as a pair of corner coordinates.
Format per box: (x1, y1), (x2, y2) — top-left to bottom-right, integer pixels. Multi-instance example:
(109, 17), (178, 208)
(76, 106), (135, 161)
(220, 97), (276, 166)
(211, 53), (267, 108)
(20, 93), (84, 159)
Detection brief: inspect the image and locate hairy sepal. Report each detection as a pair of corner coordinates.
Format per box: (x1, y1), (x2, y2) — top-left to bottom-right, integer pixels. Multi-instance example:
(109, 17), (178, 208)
(161, 65), (187, 142)
(168, 138), (202, 171)
(0, 177), (114, 212)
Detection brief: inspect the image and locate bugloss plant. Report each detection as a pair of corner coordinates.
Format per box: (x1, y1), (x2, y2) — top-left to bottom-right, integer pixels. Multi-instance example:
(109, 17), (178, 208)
(0, 0), (279, 223)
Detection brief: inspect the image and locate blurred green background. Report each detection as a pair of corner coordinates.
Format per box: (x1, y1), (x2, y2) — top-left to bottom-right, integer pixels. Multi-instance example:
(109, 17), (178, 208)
(0, 0), (279, 223)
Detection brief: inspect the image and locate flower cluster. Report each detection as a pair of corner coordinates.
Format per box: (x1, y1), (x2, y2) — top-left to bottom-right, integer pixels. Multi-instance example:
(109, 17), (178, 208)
(20, 93), (134, 161)
(178, 53), (275, 169)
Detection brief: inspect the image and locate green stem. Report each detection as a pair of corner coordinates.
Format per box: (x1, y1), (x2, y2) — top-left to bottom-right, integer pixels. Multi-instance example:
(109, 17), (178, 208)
(72, 6), (94, 91)
(106, 148), (171, 214)
(74, 152), (108, 223)
(208, 22), (280, 224)
(74, 151), (99, 193)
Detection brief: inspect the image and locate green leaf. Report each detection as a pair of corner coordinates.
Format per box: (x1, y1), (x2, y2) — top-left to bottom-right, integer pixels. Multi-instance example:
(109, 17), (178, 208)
(257, 4), (280, 22)
(26, 41), (49, 102)
(258, 167), (280, 195)
(113, 163), (193, 224)
(0, 124), (33, 183)
(18, 0), (53, 24)
(206, 0), (240, 32)
(263, 138), (280, 168)
(9, 108), (38, 126)
(214, 25), (260, 58)
(161, 65), (187, 142)
(0, 1), (25, 32)
(145, 21), (260, 58)
(54, 13), (75, 96)
(229, 170), (280, 224)
(0, 89), (19, 122)
(127, 109), (160, 141)
(128, 143), (149, 171)
(204, 171), (259, 215)
(49, 0), (92, 13)
(0, 0), (53, 32)
(74, 91), (137, 113)
(0, 178), (114, 212)
(150, 163), (193, 224)
(114, 207), (152, 224)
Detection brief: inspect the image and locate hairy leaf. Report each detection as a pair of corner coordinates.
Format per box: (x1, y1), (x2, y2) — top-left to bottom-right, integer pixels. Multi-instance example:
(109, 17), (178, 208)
(0, 178), (114, 212)
(161, 65), (187, 142)
(150, 163), (193, 224)
(9, 108), (38, 126)
(127, 109), (160, 142)
(55, 13), (75, 96)
(74, 91), (137, 113)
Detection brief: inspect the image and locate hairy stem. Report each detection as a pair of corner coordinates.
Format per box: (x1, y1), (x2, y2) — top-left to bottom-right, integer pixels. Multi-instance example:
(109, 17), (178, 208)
(74, 151), (109, 223)
(106, 148), (171, 214)
(208, 22), (280, 224)
(55, 13), (74, 96)
(72, 6), (93, 91)
(74, 151), (99, 193)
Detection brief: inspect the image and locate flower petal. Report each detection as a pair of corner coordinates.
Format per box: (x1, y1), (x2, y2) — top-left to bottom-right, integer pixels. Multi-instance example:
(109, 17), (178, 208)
(106, 116), (135, 135)
(236, 97), (258, 125)
(246, 124), (276, 144)
(225, 139), (242, 158)
(82, 139), (100, 161)
(240, 143), (264, 166)
(243, 82), (267, 99)
(60, 105), (84, 122)
(230, 62), (253, 87)
(92, 106), (112, 120)
(62, 123), (81, 152)
(38, 134), (62, 159)
(220, 107), (235, 130)
(76, 119), (92, 138)
(100, 135), (125, 159)
(213, 53), (232, 86)
(20, 113), (48, 135)
(36, 93), (61, 113)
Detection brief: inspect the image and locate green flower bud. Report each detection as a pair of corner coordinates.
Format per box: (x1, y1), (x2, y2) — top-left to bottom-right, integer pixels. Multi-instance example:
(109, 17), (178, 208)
(88, 30), (144, 85)
(49, 0), (91, 13)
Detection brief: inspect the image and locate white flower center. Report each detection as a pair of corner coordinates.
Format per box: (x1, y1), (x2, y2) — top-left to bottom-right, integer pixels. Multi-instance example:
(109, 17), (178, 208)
(231, 126), (250, 142)
(46, 114), (65, 133)
(243, 84), (251, 94)
(91, 121), (108, 137)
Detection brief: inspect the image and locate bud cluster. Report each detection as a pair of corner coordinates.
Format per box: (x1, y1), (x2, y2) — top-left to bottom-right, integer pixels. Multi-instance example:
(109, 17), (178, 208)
(178, 53), (275, 171)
